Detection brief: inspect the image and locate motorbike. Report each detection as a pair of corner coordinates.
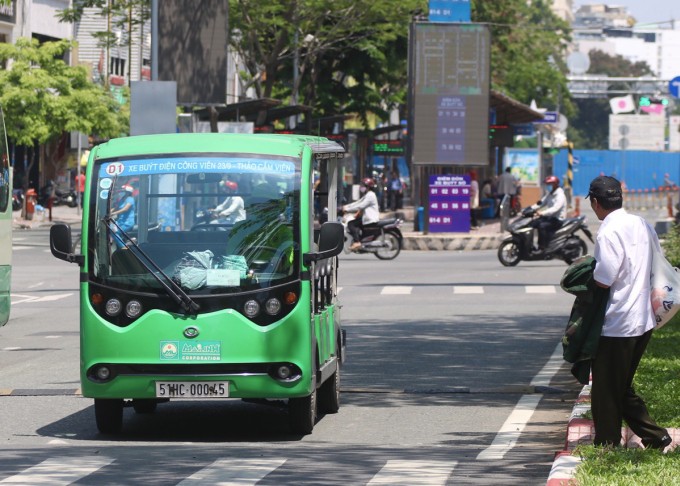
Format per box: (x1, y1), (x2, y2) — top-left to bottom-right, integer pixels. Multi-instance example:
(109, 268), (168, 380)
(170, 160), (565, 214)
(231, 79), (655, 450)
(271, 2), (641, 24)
(497, 207), (594, 266)
(341, 212), (403, 260)
(37, 181), (78, 208)
(12, 189), (23, 211)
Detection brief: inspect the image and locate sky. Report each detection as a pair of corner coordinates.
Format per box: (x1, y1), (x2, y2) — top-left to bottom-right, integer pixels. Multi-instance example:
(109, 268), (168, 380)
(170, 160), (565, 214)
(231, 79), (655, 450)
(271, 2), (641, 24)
(572, 0), (677, 26)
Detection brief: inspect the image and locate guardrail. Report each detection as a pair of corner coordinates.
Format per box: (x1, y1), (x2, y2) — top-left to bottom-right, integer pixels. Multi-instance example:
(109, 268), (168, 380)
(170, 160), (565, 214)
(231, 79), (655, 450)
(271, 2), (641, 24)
(623, 186), (678, 216)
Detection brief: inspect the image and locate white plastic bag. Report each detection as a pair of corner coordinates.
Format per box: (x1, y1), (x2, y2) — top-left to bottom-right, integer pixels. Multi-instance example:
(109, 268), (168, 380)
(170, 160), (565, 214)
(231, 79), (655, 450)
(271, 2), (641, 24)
(649, 228), (680, 329)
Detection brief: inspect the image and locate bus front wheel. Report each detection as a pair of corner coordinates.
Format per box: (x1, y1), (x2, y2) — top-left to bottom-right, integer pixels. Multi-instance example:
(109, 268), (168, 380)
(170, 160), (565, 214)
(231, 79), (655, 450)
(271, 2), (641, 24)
(94, 398), (123, 434)
(318, 362), (340, 414)
(289, 376), (317, 435)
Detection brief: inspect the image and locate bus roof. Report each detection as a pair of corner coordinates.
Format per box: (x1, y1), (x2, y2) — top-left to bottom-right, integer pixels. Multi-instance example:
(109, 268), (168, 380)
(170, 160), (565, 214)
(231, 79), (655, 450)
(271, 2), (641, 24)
(92, 133), (346, 161)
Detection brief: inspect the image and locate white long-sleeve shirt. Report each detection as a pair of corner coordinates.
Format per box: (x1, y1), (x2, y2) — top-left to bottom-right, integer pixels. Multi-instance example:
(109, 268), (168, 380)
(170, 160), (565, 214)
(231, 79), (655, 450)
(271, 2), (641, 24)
(215, 196), (246, 222)
(344, 190), (380, 225)
(536, 187), (567, 219)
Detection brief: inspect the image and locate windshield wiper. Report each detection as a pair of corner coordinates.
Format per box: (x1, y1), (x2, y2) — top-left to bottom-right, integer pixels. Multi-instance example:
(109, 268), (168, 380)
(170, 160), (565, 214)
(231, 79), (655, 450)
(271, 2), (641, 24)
(104, 216), (200, 314)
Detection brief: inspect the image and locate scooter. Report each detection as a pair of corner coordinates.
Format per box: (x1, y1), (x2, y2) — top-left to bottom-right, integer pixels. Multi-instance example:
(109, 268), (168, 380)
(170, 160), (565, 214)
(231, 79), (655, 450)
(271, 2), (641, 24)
(341, 212), (403, 260)
(12, 189), (23, 211)
(497, 207), (594, 266)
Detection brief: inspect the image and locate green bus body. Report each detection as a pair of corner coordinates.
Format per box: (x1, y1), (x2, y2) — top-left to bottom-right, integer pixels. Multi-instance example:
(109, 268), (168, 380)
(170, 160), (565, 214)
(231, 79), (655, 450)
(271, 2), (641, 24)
(53, 133), (345, 434)
(0, 107), (11, 327)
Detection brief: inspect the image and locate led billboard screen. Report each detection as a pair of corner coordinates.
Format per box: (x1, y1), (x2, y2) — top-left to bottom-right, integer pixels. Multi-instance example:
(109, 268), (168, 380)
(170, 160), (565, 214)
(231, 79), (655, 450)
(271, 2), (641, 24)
(409, 23), (490, 166)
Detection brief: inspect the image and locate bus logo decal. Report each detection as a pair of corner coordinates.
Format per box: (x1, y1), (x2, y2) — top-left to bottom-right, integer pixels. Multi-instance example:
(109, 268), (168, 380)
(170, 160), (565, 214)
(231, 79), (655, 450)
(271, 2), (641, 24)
(160, 341), (179, 360)
(160, 340), (221, 361)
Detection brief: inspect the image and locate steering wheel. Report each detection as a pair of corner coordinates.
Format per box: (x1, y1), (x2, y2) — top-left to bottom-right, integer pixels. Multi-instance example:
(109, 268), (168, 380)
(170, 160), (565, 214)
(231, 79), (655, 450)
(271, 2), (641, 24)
(191, 223), (232, 231)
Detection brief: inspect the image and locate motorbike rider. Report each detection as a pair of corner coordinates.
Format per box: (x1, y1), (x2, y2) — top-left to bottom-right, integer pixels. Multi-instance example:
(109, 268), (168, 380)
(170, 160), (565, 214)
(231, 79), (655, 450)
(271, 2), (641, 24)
(209, 180), (245, 224)
(343, 177), (380, 251)
(530, 175), (567, 253)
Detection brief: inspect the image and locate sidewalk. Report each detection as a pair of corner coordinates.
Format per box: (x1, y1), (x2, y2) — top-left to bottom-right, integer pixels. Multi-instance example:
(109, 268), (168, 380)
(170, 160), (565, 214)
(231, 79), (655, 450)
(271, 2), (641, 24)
(12, 204), (83, 231)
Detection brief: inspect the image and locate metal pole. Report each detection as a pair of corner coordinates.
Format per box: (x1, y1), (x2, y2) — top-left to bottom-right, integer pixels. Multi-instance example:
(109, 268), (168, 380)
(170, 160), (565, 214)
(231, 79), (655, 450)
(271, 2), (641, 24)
(151, 0), (158, 81)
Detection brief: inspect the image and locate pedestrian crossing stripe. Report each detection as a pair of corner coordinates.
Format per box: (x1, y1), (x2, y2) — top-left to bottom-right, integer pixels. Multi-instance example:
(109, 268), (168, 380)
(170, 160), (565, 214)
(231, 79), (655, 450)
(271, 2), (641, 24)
(178, 458), (286, 485)
(453, 286), (484, 294)
(525, 285), (556, 294)
(380, 286), (413, 295)
(367, 460), (456, 485)
(0, 457), (457, 485)
(0, 456), (114, 485)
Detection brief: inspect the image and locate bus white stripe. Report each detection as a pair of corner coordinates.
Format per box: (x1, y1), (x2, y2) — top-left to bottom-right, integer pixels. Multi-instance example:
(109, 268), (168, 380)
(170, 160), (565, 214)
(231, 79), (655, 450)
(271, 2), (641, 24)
(367, 460), (456, 485)
(0, 456), (114, 484)
(178, 458), (286, 485)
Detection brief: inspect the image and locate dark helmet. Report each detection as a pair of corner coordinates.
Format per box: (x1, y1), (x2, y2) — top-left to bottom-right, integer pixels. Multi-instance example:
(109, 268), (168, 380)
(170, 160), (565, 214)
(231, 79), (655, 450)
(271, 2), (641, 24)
(544, 175), (560, 188)
(361, 177), (376, 188)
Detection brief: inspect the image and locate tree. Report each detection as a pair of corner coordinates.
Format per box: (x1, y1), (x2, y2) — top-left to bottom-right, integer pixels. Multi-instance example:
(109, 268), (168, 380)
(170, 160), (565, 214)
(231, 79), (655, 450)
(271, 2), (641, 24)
(57, 0), (151, 85)
(0, 38), (127, 200)
(567, 50), (654, 149)
(228, 0), (425, 126)
(471, 0), (573, 116)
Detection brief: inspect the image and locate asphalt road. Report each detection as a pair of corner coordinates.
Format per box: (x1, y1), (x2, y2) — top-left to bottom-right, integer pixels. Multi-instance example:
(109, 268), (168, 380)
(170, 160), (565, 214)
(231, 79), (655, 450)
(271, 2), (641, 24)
(0, 228), (581, 485)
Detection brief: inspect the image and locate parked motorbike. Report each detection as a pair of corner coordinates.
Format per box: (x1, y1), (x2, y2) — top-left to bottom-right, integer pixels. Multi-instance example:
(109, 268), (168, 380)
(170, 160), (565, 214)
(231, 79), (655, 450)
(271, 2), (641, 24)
(341, 212), (403, 260)
(37, 181), (78, 208)
(12, 189), (23, 211)
(497, 207), (593, 266)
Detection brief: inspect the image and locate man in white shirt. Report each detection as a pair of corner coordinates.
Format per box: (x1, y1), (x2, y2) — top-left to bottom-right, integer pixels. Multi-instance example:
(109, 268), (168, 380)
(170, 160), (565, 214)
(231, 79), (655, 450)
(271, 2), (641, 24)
(210, 180), (246, 224)
(343, 177), (380, 251)
(588, 175), (671, 450)
(530, 175), (567, 251)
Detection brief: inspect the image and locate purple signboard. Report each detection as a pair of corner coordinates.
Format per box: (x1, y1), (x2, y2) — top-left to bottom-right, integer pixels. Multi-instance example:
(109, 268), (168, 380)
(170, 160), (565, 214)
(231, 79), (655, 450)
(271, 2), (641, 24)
(428, 174), (470, 232)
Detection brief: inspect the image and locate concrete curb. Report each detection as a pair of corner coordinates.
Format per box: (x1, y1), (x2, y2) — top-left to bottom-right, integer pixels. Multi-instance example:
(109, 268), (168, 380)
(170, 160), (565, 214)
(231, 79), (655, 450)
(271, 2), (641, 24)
(401, 233), (503, 251)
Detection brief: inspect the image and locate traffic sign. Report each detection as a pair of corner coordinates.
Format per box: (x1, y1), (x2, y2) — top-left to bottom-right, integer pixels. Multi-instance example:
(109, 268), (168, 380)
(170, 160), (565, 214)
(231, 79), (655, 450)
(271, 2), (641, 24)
(535, 112), (558, 124)
(670, 76), (680, 99)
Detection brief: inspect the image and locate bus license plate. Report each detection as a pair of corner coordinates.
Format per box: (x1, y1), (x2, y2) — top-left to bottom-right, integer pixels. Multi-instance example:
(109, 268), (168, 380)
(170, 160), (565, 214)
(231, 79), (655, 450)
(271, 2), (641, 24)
(155, 381), (230, 399)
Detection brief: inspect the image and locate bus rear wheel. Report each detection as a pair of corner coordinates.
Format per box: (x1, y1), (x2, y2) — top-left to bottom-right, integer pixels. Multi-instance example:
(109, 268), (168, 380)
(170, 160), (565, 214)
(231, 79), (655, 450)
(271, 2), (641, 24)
(94, 398), (123, 434)
(289, 375), (317, 435)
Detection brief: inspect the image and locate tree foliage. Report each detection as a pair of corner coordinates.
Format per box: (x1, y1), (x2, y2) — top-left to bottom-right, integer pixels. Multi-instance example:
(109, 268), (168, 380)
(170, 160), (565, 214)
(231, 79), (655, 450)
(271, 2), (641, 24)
(471, 0), (572, 115)
(0, 37), (127, 145)
(56, 0), (151, 52)
(228, 0), (425, 126)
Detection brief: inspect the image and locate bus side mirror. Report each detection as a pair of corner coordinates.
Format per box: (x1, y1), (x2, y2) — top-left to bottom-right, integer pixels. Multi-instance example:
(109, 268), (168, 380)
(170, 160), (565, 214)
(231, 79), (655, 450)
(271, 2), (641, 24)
(50, 223), (84, 266)
(303, 222), (344, 266)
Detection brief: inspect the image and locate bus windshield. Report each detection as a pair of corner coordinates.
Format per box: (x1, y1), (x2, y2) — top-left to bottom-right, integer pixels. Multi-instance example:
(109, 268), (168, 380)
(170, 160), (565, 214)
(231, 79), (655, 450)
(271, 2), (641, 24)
(89, 154), (301, 295)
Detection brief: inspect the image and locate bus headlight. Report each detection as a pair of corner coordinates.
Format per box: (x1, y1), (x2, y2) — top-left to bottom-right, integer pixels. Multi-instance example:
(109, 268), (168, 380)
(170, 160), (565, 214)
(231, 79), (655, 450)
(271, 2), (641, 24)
(243, 299), (260, 318)
(105, 298), (122, 316)
(95, 366), (111, 381)
(126, 300), (143, 318)
(264, 298), (281, 316)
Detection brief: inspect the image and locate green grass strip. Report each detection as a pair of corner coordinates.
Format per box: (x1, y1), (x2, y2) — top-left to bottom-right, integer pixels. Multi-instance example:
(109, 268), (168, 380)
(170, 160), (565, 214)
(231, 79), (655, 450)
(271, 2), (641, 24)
(573, 313), (680, 484)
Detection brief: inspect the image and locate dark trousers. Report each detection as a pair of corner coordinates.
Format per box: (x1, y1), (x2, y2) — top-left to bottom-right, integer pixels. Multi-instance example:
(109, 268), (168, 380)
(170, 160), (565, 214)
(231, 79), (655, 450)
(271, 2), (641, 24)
(348, 219), (376, 243)
(591, 329), (668, 447)
(529, 216), (561, 248)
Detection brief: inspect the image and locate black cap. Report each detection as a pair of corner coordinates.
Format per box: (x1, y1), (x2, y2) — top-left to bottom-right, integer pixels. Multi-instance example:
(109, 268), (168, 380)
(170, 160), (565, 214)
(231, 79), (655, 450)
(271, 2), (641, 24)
(586, 176), (622, 200)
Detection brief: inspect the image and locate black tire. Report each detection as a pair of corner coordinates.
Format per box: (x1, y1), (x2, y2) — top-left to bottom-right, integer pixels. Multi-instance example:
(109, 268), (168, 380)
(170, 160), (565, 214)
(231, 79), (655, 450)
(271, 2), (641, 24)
(94, 398), (123, 434)
(563, 237), (588, 265)
(374, 232), (401, 260)
(132, 399), (157, 414)
(318, 360), (340, 414)
(498, 240), (521, 266)
(289, 374), (317, 435)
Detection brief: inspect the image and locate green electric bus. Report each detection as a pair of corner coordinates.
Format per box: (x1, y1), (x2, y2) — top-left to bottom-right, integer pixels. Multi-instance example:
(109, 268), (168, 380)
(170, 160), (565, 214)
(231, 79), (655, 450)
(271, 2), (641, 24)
(0, 106), (12, 327)
(50, 133), (346, 434)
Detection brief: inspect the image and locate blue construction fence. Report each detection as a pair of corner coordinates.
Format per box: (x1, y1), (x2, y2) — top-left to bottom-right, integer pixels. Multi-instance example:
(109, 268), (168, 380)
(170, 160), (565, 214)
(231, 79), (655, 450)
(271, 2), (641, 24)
(553, 149), (680, 196)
